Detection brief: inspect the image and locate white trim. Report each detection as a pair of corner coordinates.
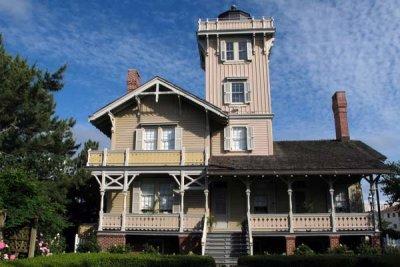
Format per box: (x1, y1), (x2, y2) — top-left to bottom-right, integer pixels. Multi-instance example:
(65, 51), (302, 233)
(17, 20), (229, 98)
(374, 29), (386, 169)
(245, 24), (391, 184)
(89, 77), (227, 122)
(229, 114), (274, 119)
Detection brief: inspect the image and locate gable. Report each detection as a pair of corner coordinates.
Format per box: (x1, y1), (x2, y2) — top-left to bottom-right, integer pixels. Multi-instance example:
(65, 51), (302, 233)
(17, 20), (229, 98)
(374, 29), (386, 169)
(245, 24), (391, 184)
(89, 77), (228, 137)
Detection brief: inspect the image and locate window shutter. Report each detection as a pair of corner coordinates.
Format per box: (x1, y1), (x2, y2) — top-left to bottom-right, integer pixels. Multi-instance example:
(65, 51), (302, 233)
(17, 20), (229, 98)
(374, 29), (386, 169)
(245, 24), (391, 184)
(247, 40), (252, 61)
(223, 82), (231, 104)
(245, 82), (251, 103)
(135, 129), (143, 150)
(220, 40), (226, 62)
(247, 126), (254, 150)
(175, 127), (182, 150)
(224, 126), (231, 151)
(131, 181), (141, 213)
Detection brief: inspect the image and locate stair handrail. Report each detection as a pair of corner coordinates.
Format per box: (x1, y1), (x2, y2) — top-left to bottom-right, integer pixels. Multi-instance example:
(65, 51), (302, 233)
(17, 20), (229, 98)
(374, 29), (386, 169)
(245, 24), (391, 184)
(201, 214), (208, 255)
(247, 212), (253, 255)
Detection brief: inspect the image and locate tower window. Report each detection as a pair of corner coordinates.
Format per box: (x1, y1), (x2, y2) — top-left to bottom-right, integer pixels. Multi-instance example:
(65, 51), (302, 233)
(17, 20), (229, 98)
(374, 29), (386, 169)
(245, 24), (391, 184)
(221, 40), (251, 61)
(226, 41), (234, 60)
(231, 126), (247, 151)
(231, 82), (245, 103)
(238, 41), (247, 60)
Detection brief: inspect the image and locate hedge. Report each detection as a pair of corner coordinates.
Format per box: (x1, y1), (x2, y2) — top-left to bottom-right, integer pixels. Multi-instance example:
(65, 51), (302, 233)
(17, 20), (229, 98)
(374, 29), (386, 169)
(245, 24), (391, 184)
(2, 253), (216, 267)
(238, 255), (400, 267)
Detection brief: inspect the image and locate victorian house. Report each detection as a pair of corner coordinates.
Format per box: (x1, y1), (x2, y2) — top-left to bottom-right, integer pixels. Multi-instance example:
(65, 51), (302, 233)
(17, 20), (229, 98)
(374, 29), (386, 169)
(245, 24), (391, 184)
(86, 6), (389, 265)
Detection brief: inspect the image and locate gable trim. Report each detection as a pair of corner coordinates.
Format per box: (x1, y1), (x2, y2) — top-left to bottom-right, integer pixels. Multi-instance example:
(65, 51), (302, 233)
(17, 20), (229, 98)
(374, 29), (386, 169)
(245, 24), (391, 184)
(89, 77), (228, 122)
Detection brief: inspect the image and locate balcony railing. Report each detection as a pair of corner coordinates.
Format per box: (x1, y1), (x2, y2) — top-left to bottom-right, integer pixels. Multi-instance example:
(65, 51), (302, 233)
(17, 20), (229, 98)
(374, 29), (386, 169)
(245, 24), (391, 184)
(198, 17), (274, 33)
(101, 213), (204, 232)
(87, 148), (207, 167)
(251, 213), (373, 232)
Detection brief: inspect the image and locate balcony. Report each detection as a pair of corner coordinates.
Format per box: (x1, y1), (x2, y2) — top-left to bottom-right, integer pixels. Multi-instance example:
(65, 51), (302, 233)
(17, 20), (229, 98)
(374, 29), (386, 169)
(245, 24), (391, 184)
(87, 148), (207, 167)
(197, 17), (274, 33)
(250, 213), (374, 233)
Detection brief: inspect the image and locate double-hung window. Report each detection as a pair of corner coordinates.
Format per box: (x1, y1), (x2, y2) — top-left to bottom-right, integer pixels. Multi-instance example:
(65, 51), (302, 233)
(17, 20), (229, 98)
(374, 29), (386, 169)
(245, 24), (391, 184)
(226, 41), (235, 60)
(141, 183), (155, 212)
(238, 41), (247, 60)
(159, 183), (173, 212)
(335, 191), (349, 212)
(231, 127), (247, 151)
(144, 128), (157, 150)
(161, 127), (175, 150)
(221, 39), (251, 61)
(231, 82), (245, 103)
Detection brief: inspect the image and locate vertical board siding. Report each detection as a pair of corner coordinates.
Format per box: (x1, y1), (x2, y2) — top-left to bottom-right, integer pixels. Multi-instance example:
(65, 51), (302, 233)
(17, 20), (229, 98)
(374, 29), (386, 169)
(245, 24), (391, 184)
(211, 118), (273, 155)
(205, 36), (272, 115)
(113, 95), (206, 151)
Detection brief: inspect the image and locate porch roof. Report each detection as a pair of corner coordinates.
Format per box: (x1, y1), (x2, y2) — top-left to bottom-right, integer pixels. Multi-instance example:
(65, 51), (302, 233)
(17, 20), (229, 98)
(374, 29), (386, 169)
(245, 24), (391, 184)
(208, 140), (390, 175)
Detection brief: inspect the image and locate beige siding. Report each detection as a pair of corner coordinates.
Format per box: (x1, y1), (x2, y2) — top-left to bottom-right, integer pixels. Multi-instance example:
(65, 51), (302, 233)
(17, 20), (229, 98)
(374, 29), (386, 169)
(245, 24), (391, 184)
(204, 36), (272, 115)
(211, 118), (273, 155)
(106, 190), (132, 213)
(227, 180), (246, 230)
(113, 95), (207, 151)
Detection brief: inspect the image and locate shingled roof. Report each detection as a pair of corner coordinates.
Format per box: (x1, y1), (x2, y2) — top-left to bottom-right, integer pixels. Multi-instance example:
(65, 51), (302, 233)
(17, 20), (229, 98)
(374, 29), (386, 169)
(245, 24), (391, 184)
(208, 140), (390, 175)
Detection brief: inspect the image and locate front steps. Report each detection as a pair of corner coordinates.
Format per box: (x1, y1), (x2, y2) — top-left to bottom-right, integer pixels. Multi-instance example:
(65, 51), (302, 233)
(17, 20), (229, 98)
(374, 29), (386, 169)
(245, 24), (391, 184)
(205, 232), (249, 266)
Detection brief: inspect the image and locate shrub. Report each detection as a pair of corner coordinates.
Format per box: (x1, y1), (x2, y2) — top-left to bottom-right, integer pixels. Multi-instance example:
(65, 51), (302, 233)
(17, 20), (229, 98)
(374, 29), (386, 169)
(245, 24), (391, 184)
(143, 243), (159, 254)
(2, 253), (216, 267)
(327, 244), (354, 255)
(76, 229), (100, 253)
(294, 244), (315, 256)
(384, 246), (400, 255)
(238, 255), (400, 267)
(107, 244), (133, 254)
(356, 242), (381, 256)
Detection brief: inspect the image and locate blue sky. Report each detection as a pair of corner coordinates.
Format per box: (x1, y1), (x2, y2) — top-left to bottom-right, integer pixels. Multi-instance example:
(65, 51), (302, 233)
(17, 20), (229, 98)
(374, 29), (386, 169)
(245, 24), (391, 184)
(0, 0), (399, 163)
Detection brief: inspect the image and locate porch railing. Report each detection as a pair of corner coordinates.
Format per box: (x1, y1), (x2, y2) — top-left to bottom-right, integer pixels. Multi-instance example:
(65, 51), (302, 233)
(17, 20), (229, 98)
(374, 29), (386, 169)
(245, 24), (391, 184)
(87, 147), (206, 167)
(251, 213), (373, 232)
(125, 214), (179, 231)
(184, 214), (204, 232)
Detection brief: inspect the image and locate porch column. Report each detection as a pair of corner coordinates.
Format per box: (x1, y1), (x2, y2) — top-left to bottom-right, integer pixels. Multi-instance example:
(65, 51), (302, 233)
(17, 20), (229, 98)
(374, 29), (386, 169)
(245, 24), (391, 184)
(204, 189), (209, 216)
(329, 181), (337, 232)
(180, 172), (185, 232)
(288, 182), (294, 233)
(98, 190), (105, 231)
(369, 179), (379, 232)
(121, 191), (127, 231)
(245, 184), (251, 214)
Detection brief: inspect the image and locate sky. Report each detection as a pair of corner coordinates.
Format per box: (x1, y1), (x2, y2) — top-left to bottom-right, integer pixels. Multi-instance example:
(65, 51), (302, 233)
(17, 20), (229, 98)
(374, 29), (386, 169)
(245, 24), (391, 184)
(0, 0), (399, 164)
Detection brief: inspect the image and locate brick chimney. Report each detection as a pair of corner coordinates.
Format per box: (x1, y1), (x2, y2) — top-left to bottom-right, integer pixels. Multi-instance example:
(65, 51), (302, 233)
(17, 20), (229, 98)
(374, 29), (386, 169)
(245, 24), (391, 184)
(332, 91), (350, 141)
(126, 69), (140, 93)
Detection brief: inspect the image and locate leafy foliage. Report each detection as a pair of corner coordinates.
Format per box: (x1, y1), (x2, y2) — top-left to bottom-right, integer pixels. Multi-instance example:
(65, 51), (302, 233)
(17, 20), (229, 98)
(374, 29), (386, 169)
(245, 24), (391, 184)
(381, 162), (400, 205)
(2, 253), (216, 267)
(294, 244), (315, 256)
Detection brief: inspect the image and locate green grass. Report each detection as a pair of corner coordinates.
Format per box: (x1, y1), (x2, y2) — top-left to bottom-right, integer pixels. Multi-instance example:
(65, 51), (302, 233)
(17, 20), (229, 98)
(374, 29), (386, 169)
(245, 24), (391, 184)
(1, 253), (215, 267)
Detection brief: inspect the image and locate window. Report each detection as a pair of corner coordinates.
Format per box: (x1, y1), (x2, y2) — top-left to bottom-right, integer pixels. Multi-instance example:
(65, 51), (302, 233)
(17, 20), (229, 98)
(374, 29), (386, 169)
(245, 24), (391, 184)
(144, 128), (157, 150)
(231, 127), (247, 151)
(238, 41), (247, 60)
(254, 195), (268, 213)
(388, 213), (390, 218)
(335, 191), (349, 212)
(160, 127), (175, 150)
(231, 82), (245, 103)
(394, 224), (398, 229)
(226, 41), (234, 60)
(393, 213), (396, 218)
(159, 183), (173, 212)
(141, 183), (155, 212)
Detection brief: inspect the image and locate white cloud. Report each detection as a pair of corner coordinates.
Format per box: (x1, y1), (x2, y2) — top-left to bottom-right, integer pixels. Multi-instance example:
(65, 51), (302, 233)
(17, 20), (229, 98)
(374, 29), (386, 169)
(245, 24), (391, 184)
(0, 0), (32, 20)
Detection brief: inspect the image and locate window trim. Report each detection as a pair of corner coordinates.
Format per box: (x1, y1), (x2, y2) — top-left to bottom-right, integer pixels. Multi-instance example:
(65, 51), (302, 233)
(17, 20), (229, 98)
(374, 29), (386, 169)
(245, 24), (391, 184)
(140, 125), (180, 151)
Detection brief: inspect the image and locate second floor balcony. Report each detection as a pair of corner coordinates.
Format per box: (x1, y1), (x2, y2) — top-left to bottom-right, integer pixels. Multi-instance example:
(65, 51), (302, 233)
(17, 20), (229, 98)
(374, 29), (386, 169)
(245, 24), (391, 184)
(86, 148), (208, 167)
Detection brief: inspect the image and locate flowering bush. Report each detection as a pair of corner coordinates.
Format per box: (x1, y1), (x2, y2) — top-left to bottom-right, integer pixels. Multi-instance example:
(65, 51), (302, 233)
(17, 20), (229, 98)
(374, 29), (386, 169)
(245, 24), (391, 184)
(37, 234), (52, 256)
(0, 240), (17, 261)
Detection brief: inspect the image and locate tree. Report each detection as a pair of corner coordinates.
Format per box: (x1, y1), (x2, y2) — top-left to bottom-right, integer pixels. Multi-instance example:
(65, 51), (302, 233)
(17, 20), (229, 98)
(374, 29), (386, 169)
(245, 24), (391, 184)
(0, 34), (78, 237)
(381, 161), (400, 205)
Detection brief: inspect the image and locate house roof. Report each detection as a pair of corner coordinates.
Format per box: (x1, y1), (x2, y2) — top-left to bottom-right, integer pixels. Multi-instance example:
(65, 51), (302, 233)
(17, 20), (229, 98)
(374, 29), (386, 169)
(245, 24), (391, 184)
(89, 76), (228, 122)
(208, 140), (390, 175)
